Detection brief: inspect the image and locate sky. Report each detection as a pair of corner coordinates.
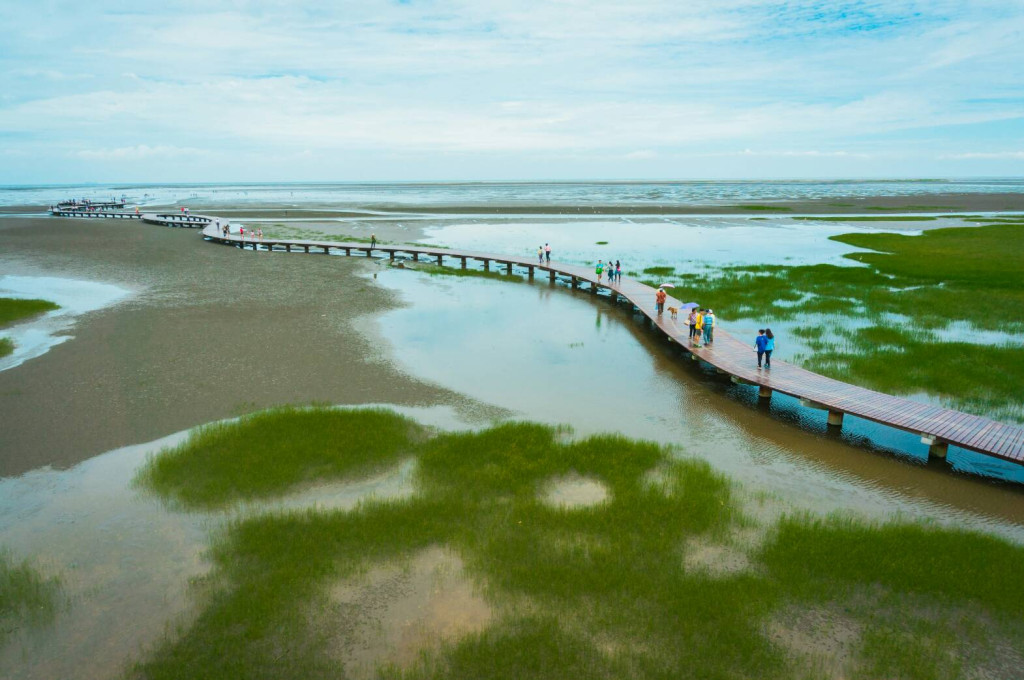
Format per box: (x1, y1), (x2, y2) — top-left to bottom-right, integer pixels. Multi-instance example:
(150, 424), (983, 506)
(2, 0), (1023, 183)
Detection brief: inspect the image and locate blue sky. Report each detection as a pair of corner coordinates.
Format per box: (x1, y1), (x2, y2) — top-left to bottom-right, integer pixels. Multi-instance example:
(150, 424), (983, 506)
(2, 0), (1023, 182)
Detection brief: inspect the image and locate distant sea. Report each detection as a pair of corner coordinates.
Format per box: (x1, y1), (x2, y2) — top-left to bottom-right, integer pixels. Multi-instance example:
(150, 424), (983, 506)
(2, 179), (1024, 209)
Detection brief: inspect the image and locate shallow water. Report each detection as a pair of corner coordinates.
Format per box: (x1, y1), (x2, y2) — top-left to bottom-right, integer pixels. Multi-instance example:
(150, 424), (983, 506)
(374, 268), (1024, 528)
(5, 179), (1024, 210)
(0, 404), (470, 680)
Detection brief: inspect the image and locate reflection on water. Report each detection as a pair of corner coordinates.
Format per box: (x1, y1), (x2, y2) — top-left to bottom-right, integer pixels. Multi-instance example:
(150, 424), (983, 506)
(374, 269), (1024, 536)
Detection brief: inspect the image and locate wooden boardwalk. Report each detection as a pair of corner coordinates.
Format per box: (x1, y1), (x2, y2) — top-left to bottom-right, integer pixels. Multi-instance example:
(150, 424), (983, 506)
(47, 206), (1024, 467)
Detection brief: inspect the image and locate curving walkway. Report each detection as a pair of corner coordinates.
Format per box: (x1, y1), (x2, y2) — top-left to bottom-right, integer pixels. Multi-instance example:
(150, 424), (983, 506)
(47, 206), (1024, 467)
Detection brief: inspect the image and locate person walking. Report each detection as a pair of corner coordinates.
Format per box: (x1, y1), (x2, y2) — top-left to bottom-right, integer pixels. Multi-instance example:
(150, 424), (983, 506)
(703, 309), (716, 345)
(596, 260), (604, 282)
(764, 328), (775, 368)
(688, 308), (698, 341)
(371, 233), (377, 248)
(615, 260), (621, 282)
(754, 329), (768, 368)
(544, 243), (551, 262)
(538, 246), (544, 264)
(692, 309), (704, 345)
(655, 287), (667, 316)
(257, 228), (263, 243)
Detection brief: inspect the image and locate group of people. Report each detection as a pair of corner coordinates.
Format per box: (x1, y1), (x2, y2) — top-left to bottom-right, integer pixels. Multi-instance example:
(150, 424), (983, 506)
(686, 307), (716, 346)
(754, 329), (775, 369)
(596, 259), (622, 283)
(536, 243), (552, 263)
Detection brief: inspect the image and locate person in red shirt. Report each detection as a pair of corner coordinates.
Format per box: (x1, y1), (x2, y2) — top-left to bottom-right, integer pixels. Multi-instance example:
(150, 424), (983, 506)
(655, 288), (667, 315)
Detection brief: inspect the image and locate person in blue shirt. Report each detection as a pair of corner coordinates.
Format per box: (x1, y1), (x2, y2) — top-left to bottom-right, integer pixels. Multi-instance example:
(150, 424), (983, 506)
(754, 329), (768, 368)
(764, 328), (775, 368)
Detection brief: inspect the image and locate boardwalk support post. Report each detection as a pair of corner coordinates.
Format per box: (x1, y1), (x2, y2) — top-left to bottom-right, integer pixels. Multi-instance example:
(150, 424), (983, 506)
(827, 411), (844, 428)
(483, 259), (490, 271)
(437, 254), (443, 266)
(460, 257), (467, 269)
(528, 266), (534, 280)
(922, 435), (948, 460)
(303, 245), (310, 253)
(366, 248), (373, 258)
(571, 277), (579, 289)
(759, 386), (772, 399)
(549, 271), (556, 283)
(506, 262), (512, 275)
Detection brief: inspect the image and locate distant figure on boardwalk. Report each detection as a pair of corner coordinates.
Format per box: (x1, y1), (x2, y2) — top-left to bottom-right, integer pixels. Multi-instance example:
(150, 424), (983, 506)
(257, 228), (263, 242)
(692, 309), (704, 346)
(755, 329), (768, 368)
(655, 287), (667, 315)
(687, 308), (698, 340)
(764, 328), (775, 368)
(596, 260), (604, 282)
(703, 309), (716, 345)
(135, 206), (139, 215)
(615, 260), (621, 282)
(371, 233), (377, 248)
(538, 246), (544, 263)
(545, 243), (551, 262)
(239, 226), (245, 240)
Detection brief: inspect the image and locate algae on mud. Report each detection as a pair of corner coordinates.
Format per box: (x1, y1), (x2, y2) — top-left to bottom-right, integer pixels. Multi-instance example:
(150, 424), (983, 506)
(132, 408), (1024, 680)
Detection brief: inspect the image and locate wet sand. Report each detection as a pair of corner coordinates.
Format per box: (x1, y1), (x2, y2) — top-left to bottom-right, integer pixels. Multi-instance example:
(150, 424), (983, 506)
(0, 216), (478, 476)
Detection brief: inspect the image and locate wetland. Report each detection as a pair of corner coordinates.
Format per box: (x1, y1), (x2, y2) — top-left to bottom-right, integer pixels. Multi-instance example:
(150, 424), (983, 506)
(2, 184), (1024, 679)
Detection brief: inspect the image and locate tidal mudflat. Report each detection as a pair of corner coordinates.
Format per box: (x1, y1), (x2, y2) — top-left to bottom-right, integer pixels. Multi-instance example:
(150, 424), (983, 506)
(3, 200), (1024, 679)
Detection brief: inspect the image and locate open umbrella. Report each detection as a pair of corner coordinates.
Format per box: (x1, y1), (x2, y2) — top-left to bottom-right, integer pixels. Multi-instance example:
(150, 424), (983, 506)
(658, 282), (675, 289)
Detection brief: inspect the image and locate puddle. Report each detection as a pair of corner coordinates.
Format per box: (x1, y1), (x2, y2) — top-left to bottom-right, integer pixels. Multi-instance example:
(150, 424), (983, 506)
(324, 545), (492, 677)
(539, 474), (610, 509)
(419, 217), (876, 269)
(0, 275), (132, 372)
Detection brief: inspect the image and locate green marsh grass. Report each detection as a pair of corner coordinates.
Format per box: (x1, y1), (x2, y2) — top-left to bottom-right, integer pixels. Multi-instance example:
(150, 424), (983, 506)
(1, 551), (62, 641)
(642, 266), (675, 276)
(136, 406), (425, 509)
(736, 204), (791, 211)
(683, 222), (1024, 417)
(0, 298), (59, 328)
(0, 337), (12, 358)
(133, 409), (1024, 679)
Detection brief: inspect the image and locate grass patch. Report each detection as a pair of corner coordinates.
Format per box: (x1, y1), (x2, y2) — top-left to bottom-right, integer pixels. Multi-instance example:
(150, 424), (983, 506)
(132, 409), (1024, 680)
(683, 222), (1024, 416)
(136, 406), (425, 509)
(0, 298), (59, 328)
(641, 266), (675, 276)
(595, 240), (608, 245)
(0, 337), (12, 358)
(413, 263), (525, 283)
(1, 551), (62, 641)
